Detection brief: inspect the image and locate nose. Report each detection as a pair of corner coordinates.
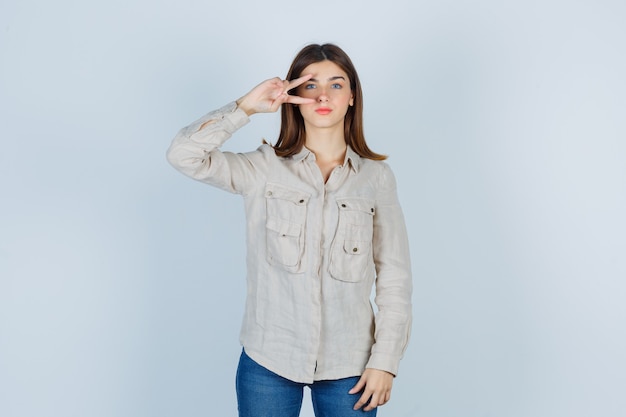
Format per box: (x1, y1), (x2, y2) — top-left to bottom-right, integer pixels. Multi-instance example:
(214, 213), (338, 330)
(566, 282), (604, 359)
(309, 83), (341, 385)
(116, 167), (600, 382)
(318, 92), (329, 103)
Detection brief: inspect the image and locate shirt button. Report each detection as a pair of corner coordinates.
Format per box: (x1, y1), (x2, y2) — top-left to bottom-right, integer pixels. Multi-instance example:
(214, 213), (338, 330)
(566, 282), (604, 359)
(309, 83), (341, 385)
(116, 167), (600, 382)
(299, 199), (305, 204)
(371, 208), (374, 213)
(266, 191), (273, 197)
(341, 203), (346, 208)
(352, 247), (358, 252)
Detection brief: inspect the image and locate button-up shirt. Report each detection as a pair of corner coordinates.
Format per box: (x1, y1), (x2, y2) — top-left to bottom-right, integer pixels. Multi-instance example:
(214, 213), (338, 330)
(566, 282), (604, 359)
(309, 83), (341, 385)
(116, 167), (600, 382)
(167, 102), (412, 383)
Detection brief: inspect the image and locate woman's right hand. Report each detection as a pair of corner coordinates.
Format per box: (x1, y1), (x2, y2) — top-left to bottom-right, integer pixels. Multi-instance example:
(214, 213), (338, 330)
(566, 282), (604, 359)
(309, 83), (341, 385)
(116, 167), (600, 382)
(236, 74), (315, 116)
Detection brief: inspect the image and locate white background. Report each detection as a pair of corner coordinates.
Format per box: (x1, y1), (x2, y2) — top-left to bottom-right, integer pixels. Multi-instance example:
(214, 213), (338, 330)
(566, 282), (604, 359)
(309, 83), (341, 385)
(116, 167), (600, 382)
(1, 1), (625, 416)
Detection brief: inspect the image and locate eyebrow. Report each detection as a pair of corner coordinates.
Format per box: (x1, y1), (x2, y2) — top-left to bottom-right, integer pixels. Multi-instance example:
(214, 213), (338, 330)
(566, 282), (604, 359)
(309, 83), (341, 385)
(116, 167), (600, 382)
(308, 76), (347, 82)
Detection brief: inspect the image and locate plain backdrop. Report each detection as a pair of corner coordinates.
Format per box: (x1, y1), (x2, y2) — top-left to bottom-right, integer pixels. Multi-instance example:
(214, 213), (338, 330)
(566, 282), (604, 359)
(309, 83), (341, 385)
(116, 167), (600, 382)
(1, 1), (625, 416)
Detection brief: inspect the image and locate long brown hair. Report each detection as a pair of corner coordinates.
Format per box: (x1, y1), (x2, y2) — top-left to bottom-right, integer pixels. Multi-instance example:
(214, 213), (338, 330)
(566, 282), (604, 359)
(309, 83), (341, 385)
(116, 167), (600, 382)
(273, 44), (386, 161)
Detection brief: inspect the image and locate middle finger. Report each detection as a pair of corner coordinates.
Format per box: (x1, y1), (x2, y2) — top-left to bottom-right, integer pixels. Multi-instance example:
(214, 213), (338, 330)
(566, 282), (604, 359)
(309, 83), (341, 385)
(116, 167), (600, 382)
(285, 73), (313, 92)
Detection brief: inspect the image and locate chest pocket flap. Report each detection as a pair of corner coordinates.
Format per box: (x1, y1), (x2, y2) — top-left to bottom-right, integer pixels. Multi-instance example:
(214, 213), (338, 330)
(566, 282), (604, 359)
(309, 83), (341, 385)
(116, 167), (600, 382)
(264, 183), (311, 272)
(330, 197), (375, 282)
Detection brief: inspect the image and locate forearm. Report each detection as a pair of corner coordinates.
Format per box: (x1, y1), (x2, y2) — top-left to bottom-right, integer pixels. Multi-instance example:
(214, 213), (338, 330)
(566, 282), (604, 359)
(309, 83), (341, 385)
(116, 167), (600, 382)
(166, 102), (252, 192)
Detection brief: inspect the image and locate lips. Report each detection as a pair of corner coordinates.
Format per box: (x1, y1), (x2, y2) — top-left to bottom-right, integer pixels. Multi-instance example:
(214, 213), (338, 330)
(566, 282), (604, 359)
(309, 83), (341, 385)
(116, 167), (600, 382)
(315, 108), (332, 115)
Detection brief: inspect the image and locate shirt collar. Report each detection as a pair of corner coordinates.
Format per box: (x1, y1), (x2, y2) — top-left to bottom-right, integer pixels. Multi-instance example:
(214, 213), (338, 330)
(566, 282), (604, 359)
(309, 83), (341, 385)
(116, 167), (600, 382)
(291, 146), (312, 164)
(344, 145), (361, 173)
(290, 145), (361, 174)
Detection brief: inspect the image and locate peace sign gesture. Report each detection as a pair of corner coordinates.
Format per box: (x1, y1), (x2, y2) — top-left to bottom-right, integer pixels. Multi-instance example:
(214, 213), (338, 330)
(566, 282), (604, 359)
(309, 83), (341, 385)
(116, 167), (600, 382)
(236, 74), (315, 116)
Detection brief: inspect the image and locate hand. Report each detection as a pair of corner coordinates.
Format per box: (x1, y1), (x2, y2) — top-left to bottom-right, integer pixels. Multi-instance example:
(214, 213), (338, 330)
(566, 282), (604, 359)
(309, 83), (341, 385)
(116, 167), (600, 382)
(349, 368), (394, 412)
(236, 74), (315, 116)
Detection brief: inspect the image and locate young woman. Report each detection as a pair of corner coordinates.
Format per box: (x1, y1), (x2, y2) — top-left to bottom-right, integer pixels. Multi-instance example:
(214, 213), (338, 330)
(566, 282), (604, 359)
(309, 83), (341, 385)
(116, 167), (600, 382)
(167, 43), (412, 417)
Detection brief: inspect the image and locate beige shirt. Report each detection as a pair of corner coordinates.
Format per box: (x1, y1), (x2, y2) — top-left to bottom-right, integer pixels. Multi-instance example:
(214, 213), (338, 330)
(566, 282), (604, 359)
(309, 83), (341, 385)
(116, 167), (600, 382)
(167, 102), (412, 383)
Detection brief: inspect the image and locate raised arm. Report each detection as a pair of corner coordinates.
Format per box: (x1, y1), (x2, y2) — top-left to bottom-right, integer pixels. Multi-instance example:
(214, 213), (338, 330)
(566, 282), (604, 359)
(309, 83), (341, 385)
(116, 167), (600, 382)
(166, 75), (315, 194)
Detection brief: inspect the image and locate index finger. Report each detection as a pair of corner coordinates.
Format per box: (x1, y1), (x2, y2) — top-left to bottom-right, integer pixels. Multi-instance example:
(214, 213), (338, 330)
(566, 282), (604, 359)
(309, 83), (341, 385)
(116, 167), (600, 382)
(284, 95), (316, 105)
(286, 73), (313, 91)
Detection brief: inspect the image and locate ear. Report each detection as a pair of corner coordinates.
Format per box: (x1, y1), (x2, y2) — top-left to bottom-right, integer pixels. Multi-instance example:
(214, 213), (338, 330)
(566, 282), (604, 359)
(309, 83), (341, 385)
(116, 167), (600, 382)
(349, 94), (354, 106)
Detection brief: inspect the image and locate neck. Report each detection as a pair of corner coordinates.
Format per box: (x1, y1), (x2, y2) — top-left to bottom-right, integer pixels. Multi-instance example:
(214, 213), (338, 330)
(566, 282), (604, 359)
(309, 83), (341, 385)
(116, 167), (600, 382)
(304, 126), (347, 163)
(305, 132), (347, 184)
(305, 136), (347, 164)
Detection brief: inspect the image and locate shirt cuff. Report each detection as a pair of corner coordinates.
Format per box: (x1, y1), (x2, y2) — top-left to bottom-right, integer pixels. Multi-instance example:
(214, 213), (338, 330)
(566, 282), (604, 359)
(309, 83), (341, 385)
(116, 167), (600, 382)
(365, 351), (401, 377)
(188, 101), (250, 140)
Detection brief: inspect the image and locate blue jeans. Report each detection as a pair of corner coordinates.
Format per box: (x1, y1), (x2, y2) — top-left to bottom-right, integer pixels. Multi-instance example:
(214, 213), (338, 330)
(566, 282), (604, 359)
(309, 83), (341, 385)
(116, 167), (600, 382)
(236, 349), (378, 417)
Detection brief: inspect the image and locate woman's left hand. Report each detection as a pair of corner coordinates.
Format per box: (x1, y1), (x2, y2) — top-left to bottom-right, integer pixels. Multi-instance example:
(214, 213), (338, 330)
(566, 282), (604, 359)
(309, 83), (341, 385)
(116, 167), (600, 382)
(349, 368), (394, 411)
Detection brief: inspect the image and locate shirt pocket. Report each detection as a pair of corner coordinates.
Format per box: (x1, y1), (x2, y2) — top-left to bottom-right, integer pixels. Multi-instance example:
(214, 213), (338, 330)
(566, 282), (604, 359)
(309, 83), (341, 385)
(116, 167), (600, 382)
(264, 183), (311, 273)
(329, 197), (375, 282)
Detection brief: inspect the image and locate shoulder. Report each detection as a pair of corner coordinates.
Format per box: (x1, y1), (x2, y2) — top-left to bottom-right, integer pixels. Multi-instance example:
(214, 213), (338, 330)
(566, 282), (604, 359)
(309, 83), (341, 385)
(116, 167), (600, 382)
(238, 143), (276, 160)
(359, 158), (397, 186)
(235, 143), (293, 172)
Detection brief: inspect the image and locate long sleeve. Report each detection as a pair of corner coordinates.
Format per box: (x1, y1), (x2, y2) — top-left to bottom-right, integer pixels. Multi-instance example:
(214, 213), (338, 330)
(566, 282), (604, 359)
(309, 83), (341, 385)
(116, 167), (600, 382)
(366, 163), (413, 376)
(166, 101), (264, 195)
(167, 109), (412, 382)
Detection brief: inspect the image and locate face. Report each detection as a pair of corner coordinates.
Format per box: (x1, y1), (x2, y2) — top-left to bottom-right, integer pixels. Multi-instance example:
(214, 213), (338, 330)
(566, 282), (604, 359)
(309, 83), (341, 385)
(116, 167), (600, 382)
(296, 60), (354, 131)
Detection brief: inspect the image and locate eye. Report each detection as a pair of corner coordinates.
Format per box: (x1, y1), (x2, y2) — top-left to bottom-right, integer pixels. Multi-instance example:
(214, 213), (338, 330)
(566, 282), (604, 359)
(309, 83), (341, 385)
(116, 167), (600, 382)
(304, 84), (316, 89)
(331, 83), (342, 89)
